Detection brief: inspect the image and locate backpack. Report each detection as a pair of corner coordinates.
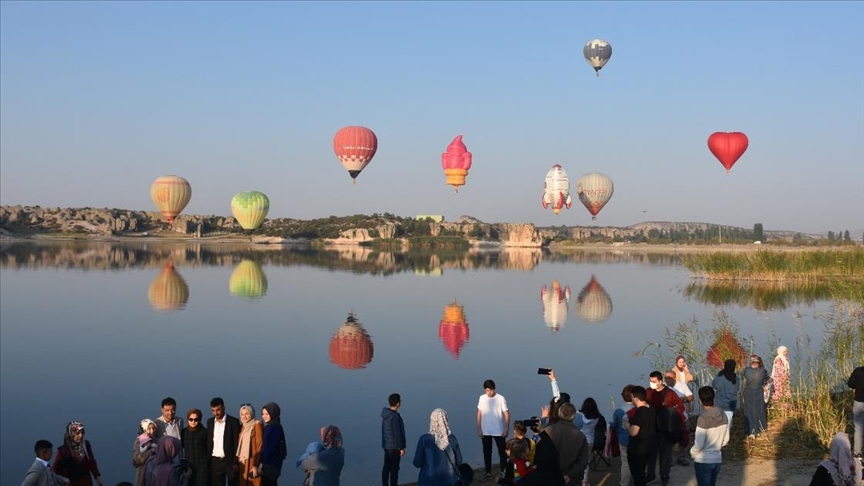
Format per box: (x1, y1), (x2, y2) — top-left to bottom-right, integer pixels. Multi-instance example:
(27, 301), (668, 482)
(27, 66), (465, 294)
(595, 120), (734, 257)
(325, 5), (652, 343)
(592, 415), (607, 452)
(656, 406), (682, 444)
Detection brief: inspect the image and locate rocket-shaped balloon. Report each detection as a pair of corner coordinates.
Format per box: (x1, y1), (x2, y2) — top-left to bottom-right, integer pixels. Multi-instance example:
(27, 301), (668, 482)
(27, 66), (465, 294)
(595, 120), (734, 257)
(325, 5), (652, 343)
(542, 165), (573, 215)
(441, 135), (473, 193)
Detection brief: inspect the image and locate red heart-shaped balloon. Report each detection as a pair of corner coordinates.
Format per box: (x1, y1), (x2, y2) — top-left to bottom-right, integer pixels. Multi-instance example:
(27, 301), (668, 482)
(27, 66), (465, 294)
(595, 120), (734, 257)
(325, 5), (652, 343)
(708, 132), (749, 174)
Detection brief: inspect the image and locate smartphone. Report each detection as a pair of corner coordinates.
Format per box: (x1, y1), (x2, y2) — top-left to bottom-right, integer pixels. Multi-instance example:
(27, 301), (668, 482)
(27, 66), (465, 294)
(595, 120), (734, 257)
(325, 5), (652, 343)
(537, 368), (552, 375)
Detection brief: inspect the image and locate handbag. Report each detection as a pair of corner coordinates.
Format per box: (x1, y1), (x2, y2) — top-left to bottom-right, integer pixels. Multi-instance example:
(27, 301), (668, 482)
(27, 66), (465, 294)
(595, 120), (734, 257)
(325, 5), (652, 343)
(443, 444), (469, 486)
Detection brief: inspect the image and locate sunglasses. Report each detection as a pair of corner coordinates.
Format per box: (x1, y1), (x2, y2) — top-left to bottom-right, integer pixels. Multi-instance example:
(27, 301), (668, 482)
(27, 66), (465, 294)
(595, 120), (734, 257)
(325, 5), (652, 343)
(188, 418), (200, 422)
(241, 403), (252, 408)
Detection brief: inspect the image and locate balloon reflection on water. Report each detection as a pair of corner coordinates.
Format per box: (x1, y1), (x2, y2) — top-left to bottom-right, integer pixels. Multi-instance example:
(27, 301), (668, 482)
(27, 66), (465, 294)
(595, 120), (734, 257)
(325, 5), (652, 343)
(328, 312), (374, 370)
(574, 275), (613, 324)
(438, 300), (470, 359)
(540, 280), (571, 333)
(147, 261), (189, 311)
(228, 260), (268, 300)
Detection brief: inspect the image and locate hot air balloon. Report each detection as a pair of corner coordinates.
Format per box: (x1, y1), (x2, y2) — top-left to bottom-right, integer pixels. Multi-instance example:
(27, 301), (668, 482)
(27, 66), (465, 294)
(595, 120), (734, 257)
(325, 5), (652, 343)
(231, 191), (270, 231)
(576, 173), (614, 220)
(542, 165), (573, 216)
(147, 262), (189, 311)
(541, 280), (571, 333)
(706, 328), (747, 369)
(150, 175), (192, 224)
(574, 275), (612, 323)
(333, 126), (378, 184)
(328, 312), (374, 370)
(583, 39), (612, 77)
(438, 300), (470, 359)
(441, 135), (473, 193)
(708, 132), (749, 175)
(229, 260), (268, 299)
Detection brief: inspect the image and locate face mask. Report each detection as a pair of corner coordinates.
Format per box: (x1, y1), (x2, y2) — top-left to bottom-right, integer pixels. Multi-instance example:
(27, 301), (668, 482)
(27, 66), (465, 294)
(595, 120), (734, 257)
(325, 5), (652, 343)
(648, 381), (659, 390)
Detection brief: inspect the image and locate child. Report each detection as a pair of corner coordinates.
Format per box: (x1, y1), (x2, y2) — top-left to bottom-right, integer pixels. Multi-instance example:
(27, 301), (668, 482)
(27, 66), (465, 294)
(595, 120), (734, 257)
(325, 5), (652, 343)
(513, 421), (537, 464)
(497, 438), (535, 485)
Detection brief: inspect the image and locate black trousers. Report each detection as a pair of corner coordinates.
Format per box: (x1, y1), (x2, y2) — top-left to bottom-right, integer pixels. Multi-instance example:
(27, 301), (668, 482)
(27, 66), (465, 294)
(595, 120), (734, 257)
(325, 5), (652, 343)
(382, 449), (401, 486)
(210, 456), (239, 486)
(482, 435), (507, 474)
(628, 449), (649, 486)
(646, 433), (673, 482)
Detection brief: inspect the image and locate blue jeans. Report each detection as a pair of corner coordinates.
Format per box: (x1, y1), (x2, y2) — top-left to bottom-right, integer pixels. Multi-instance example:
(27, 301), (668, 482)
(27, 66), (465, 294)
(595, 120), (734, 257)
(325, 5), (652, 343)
(854, 400), (864, 456)
(694, 462), (721, 486)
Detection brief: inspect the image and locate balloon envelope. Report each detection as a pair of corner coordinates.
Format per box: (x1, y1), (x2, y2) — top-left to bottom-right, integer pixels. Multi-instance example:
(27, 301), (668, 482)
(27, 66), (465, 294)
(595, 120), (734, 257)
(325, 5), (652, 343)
(231, 191), (270, 231)
(148, 262), (189, 311)
(150, 175), (192, 223)
(576, 173), (614, 220)
(542, 164), (573, 215)
(229, 260), (268, 299)
(708, 132), (749, 174)
(333, 126), (378, 182)
(441, 135), (473, 193)
(583, 39), (612, 75)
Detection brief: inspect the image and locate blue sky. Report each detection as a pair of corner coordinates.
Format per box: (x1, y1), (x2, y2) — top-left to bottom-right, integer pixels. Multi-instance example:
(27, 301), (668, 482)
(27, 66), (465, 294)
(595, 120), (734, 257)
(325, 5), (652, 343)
(1, 1), (862, 234)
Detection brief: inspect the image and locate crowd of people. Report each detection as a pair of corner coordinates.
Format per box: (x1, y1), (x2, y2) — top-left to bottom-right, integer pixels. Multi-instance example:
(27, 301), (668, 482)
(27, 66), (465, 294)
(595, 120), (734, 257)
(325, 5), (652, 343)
(18, 358), (864, 486)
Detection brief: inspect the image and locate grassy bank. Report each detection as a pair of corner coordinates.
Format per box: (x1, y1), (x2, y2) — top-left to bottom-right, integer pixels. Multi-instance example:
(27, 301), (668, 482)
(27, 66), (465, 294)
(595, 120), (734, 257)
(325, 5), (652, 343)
(681, 247), (864, 282)
(634, 303), (863, 459)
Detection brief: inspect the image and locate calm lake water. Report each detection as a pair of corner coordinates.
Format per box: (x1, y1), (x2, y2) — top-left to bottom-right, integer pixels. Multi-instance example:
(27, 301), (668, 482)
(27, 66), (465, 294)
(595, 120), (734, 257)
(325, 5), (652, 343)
(0, 241), (836, 485)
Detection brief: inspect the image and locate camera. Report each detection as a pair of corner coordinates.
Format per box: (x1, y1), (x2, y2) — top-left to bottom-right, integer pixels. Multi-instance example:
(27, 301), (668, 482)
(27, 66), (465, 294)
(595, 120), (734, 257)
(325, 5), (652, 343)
(521, 418), (540, 428)
(537, 368), (552, 375)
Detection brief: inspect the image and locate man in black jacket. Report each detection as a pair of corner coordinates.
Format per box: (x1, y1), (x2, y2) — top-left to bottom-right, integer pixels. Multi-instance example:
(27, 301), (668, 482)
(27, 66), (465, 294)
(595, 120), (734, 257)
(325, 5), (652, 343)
(207, 397), (242, 486)
(381, 393), (406, 486)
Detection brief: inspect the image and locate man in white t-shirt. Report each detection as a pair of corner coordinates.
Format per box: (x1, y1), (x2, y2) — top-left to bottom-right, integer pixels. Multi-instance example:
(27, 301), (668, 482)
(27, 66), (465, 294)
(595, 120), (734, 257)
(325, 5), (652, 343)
(666, 371), (694, 466)
(476, 378), (509, 481)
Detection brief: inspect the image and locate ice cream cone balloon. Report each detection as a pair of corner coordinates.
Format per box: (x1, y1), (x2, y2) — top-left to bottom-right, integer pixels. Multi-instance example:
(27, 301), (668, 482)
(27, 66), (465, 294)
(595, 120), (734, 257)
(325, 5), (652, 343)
(441, 135), (472, 193)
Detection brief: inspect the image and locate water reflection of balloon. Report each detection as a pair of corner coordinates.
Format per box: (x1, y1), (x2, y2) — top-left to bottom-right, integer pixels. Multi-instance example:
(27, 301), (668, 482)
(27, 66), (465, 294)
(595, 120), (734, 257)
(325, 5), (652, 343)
(541, 280), (571, 333)
(148, 262), (189, 311)
(150, 175), (192, 224)
(706, 328), (746, 369)
(441, 135), (473, 193)
(230, 191), (270, 231)
(229, 260), (268, 300)
(333, 126), (378, 184)
(576, 173), (614, 220)
(574, 275), (612, 323)
(438, 300), (470, 359)
(542, 165), (573, 216)
(328, 312), (374, 370)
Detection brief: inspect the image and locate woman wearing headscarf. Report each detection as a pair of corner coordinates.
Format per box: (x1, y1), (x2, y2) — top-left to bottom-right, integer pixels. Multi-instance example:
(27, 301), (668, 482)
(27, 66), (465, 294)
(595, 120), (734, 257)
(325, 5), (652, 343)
(143, 436), (190, 486)
(134, 419), (158, 486)
(771, 345), (791, 401)
(237, 404), (265, 486)
(743, 355), (768, 438)
(710, 359), (740, 434)
(181, 409), (209, 486)
(808, 432), (862, 486)
(300, 425), (345, 486)
(412, 408), (466, 486)
(257, 402), (287, 486)
(53, 421), (103, 486)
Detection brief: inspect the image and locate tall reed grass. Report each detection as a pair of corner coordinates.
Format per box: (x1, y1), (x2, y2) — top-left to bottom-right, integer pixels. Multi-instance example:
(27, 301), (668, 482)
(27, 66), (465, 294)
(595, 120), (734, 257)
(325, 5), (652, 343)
(633, 302), (863, 455)
(682, 247), (864, 283)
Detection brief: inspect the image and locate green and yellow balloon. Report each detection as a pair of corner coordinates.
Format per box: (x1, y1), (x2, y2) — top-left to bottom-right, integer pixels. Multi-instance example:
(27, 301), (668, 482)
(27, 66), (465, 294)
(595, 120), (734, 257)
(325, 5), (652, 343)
(231, 191), (270, 231)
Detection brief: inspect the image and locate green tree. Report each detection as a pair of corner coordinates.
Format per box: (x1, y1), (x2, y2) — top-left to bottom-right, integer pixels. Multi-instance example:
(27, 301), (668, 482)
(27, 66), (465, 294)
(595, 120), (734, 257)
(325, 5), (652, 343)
(844, 230), (851, 242)
(753, 223), (764, 242)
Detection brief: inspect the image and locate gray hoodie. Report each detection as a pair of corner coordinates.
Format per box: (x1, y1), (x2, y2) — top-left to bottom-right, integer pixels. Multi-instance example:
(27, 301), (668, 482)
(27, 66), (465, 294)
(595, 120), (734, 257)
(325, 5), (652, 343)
(690, 407), (729, 464)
